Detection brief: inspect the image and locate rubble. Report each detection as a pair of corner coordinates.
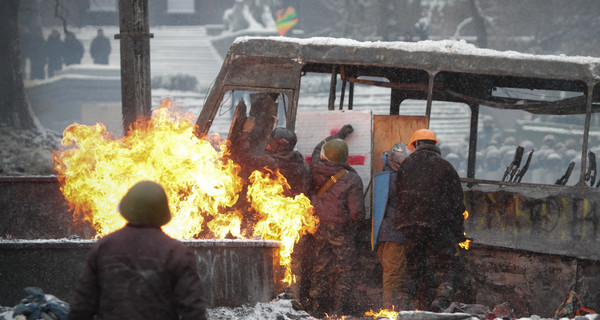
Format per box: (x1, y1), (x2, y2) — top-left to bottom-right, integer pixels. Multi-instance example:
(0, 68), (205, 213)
(0, 287), (69, 320)
(0, 289), (317, 320)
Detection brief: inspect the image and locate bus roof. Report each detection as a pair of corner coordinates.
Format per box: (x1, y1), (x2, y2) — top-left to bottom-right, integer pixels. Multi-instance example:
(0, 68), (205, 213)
(233, 36), (600, 81)
(227, 37), (600, 115)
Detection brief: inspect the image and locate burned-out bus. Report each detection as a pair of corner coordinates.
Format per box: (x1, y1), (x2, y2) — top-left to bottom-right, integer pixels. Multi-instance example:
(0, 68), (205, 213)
(194, 36), (600, 314)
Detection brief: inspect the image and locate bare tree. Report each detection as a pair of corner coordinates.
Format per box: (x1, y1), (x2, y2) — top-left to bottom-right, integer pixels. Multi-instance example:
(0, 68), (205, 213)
(0, 0), (37, 130)
(528, 0), (600, 56)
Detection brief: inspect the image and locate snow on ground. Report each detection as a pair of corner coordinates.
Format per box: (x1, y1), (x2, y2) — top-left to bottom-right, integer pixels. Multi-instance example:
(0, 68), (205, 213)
(0, 126), (62, 176)
(3, 296), (599, 320)
(0, 295), (318, 320)
(207, 298), (318, 320)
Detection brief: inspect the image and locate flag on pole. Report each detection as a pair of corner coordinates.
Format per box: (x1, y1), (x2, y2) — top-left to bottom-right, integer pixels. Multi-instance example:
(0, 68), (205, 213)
(275, 7), (298, 36)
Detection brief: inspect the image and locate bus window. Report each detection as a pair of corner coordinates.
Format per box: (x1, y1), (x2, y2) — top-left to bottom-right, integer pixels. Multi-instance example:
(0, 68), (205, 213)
(477, 90), (585, 186)
(207, 90), (291, 141)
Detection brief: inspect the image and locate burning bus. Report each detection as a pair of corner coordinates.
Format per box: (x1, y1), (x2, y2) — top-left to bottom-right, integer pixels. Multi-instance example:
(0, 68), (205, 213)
(2, 36), (600, 316)
(195, 36), (600, 256)
(192, 36), (600, 314)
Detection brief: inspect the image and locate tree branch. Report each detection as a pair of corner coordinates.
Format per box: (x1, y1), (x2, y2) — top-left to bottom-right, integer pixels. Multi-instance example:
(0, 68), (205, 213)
(54, 0), (68, 34)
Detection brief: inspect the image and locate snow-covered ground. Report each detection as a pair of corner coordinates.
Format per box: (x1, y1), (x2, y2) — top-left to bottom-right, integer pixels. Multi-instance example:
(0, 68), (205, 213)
(3, 295), (598, 320)
(0, 295), (319, 320)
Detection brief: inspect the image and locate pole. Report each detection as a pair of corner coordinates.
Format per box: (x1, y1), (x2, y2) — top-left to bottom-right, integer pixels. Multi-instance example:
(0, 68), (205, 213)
(116, 0), (153, 133)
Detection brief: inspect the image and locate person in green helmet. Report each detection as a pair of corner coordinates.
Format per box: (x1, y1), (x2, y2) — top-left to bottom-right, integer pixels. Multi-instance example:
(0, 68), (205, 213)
(305, 124), (365, 318)
(67, 181), (208, 320)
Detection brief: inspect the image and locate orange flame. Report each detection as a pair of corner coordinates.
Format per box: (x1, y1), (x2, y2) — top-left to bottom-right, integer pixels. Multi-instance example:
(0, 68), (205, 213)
(365, 306), (399, 319)
(53, 100), (317, 284)
(53, 104), (243, 239)
(459, 210), (471, 250)
(324, 314), (347, 320)
(248, 169), (319, 284)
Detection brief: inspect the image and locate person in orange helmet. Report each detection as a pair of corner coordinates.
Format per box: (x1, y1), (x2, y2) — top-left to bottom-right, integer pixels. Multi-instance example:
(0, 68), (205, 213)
(394, 129), (466, 312)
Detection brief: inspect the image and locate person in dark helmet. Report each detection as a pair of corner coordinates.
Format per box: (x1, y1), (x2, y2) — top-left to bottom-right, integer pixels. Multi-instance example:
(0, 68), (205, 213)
(395, 129), (466, 312)
(237, 120), (313, 227)
(239, 120), (313, 200)
(306, 124), (365, 318)
(237, 120), (314, 302)
(374, 142), (411, 309)
(67, 181), (208, 320)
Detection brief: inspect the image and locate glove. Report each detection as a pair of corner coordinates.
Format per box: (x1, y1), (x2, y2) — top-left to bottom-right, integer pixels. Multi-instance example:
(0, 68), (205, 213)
(337, 124), (354, 139)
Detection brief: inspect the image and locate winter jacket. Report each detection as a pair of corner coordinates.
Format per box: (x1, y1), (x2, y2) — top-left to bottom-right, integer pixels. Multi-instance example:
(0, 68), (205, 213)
(45, 35), (63, 75)
(67, 224), (208, 320)
(28, 32), (46, 79)
(238, 132), (313, 198)
(395, 144), (465, 242)
(310, 134), (365, 226)
(63, 37), (84, 65)
(90, 35), (111, 64)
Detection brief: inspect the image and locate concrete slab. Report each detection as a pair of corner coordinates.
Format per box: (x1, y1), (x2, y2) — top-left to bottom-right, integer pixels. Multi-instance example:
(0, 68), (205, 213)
(0, 239), (279, 308)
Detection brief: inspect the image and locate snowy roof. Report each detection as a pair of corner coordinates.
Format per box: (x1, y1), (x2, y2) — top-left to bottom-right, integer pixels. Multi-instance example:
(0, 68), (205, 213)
(236, 36), (600, 64)
(231, 36), (600, 82)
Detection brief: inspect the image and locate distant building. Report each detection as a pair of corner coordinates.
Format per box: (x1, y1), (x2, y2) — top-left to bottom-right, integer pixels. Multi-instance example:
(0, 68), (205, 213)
(19, 0), (237, 27)
(18, 0), (337, 33)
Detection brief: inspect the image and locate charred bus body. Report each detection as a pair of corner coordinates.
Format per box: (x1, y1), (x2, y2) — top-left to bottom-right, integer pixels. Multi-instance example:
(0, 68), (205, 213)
(194, 37), (600, 314)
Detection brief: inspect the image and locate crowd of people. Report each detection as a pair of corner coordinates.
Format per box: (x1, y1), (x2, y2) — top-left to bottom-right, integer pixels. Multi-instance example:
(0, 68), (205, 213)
(64, 122), (465, 319)
(441, 116), (589, 186)
(19, 27), (111, 80)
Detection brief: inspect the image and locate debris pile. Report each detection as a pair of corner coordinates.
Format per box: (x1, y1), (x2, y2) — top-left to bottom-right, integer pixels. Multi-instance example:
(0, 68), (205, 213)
(0, 287), (69, 320)
(0, 289), (317, 320)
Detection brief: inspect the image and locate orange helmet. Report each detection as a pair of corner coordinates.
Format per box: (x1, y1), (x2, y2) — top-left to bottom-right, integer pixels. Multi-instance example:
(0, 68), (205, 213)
(408, 128), (437, 151)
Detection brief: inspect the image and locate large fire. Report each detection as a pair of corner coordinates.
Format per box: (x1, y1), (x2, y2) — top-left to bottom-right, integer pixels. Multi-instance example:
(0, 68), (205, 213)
(53, 99), (318, 285)
(248, 169), (318, 283)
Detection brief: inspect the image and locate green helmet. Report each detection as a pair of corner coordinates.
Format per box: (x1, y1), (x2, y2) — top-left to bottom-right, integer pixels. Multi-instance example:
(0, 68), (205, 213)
(119, 181), (172, 227)
(320, 138), (349, 163)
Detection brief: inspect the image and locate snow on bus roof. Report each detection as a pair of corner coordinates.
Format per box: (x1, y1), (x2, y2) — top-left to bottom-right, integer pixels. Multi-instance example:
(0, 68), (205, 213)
(235, 36), (600, 65)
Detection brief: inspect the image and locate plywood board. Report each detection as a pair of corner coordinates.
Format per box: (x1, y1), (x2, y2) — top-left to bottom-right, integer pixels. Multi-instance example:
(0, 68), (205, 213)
(296, 110), (372, 191)
(372, 115), (428, 174)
